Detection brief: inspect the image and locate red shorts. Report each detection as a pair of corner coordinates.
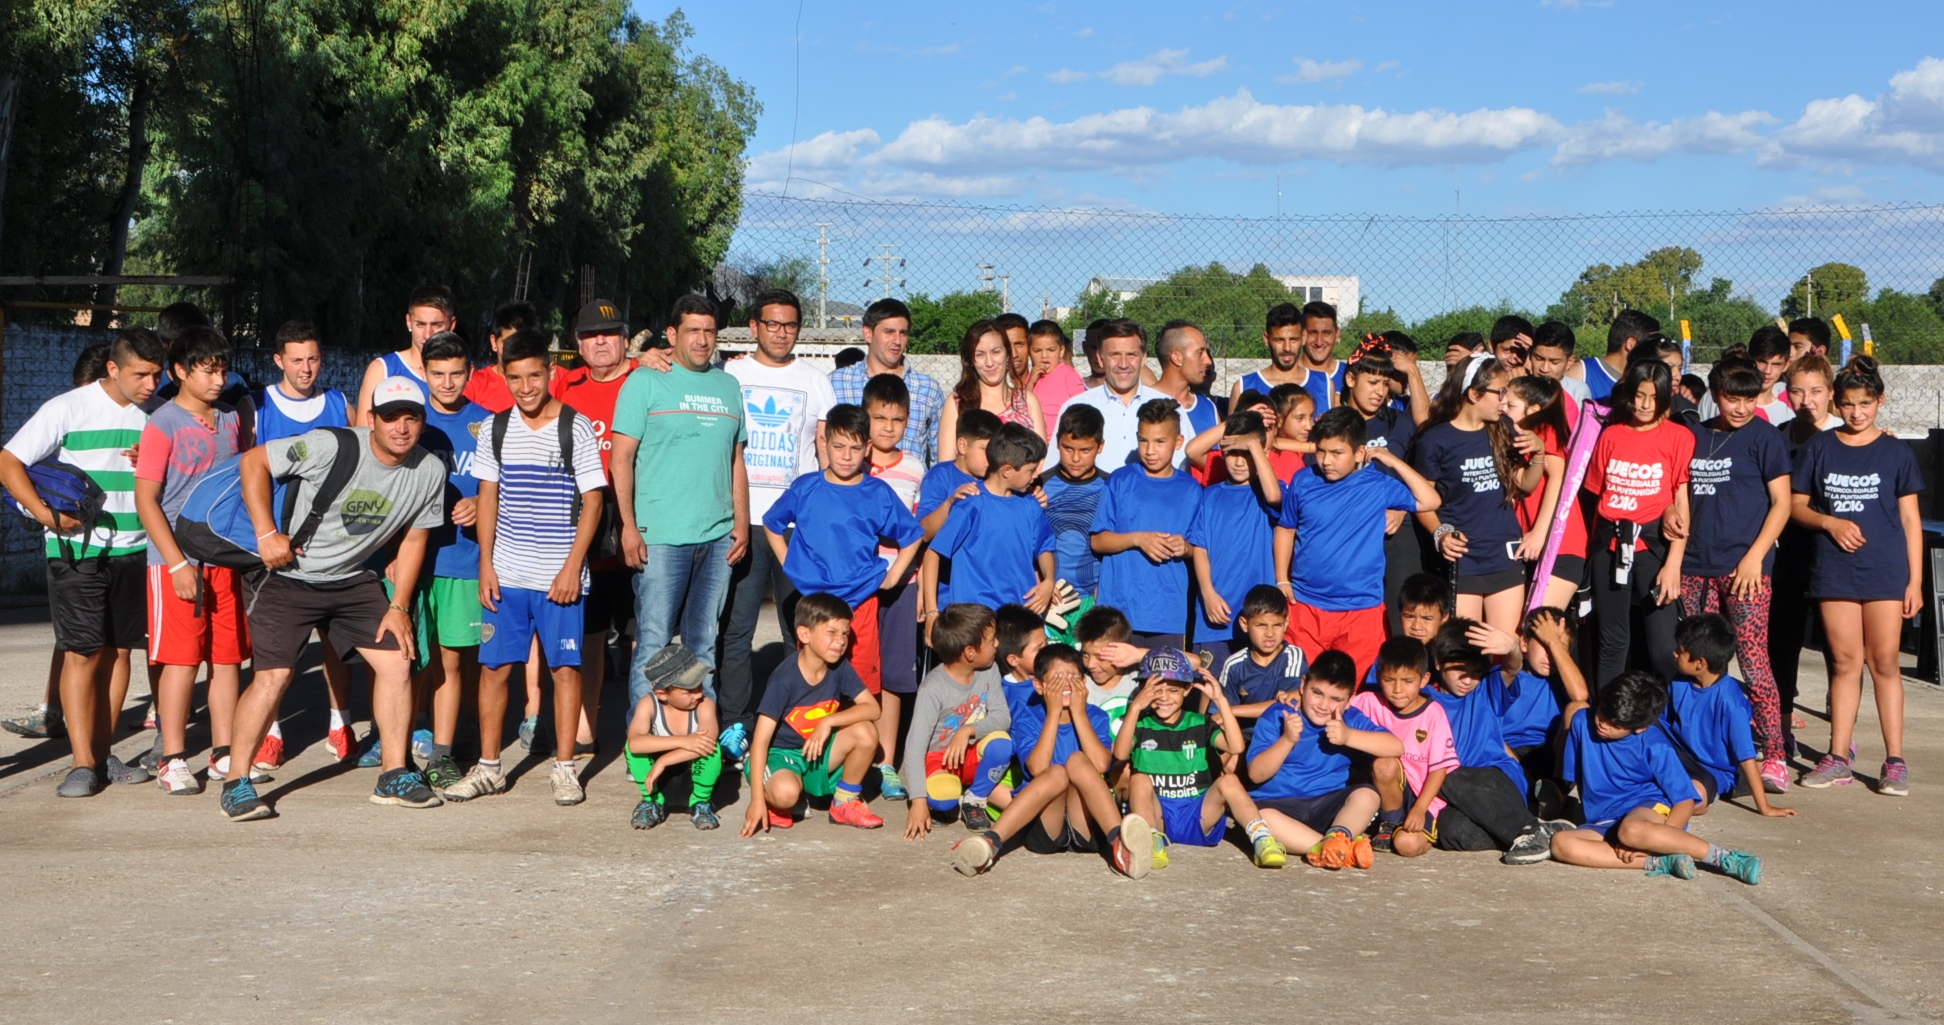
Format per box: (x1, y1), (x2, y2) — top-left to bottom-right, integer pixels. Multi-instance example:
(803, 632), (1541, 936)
(1285, 600), (1386, 681)
(849, 594), (882, 694)
(147, 564), (251, 667)
(924, 746), (983, 788)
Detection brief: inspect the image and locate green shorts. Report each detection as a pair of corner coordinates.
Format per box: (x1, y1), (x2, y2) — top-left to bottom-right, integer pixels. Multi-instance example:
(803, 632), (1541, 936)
(748, 743), (839, 798)
(381, 577), (432, 672)
(424, 576), (482, 648)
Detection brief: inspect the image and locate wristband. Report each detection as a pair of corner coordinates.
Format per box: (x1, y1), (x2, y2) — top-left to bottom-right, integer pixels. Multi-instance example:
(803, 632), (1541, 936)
(257, 529), (280, 541)
(1432, 523), (1457, 545)
(388, 602), (409, 613)
(168, 560), (191, 574)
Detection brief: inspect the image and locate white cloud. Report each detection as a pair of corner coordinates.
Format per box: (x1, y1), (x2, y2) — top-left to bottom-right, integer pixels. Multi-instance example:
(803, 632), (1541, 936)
(743, 128), (882, 189)
(1774, 56), (1944, 170)
(1074, 26), (1094, 37)
(1579, 80), (1641, 95)
(1552, 110), (1778, 167)
(1047, 48), (1228, 86)
(1046, 68), (1088, 84)
(1278, 58), (1362, 84)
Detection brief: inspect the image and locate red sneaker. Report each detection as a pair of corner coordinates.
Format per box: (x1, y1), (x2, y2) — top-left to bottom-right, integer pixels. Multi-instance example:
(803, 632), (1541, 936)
(767, 808), (795, 829)
(326, 724), (356, 763)
(827, 798), (884, 829)
(1347, 833), (1374, 870)
(252, 732), (284, 771)
(1306, 831), (1352, 870)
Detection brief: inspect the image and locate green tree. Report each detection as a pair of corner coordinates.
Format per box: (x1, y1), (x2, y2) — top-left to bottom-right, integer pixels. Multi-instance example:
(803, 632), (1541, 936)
(1118, 262), (1302, 359)
(1853, 288), (1944, 364)
(1662, 278), (1771, 361)
(906, 289), (1001, 354)
(1057, 283), (1121, 336)
(1926, 275), (1944, 321)
(1408, 302), (1538, 351)
(1781, 262), (1868, 321)
(1343, 304), (1405, 350)
(1557, 246), (1704, 332)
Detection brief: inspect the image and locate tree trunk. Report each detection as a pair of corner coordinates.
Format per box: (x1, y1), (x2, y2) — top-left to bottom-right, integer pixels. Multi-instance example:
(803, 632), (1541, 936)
(0, 68), (21, 268)
(98, 63), (152, 308)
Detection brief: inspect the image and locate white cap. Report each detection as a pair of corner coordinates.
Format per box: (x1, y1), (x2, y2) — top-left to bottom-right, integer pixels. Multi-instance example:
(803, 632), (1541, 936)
(370, 375), (426, 417)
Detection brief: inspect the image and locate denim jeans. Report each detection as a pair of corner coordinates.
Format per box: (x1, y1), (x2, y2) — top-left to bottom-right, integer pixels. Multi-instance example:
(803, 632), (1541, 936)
(630, 534), (735, 711)
(715, 533), (799, 732)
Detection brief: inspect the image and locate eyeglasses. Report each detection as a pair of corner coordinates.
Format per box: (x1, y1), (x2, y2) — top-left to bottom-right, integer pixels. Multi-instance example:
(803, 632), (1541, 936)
(1478, 387), (1506, 398)
(756, 319), (802, 332)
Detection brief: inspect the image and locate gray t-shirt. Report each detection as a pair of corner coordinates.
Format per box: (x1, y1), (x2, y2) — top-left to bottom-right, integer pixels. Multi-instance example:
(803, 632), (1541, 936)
(265, 427), (446, 584)
(138, 401), (243, 566)
(900, 664), (1011, 794)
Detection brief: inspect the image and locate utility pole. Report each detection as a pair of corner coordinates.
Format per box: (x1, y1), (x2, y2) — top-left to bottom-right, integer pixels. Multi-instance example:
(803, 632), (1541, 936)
(999, 274), (1010, 314)
(976, 263), (994, 294)
(814, 222), (831, 329)
(865, 244), (904, 299)
(1805, 267), (1815, 318)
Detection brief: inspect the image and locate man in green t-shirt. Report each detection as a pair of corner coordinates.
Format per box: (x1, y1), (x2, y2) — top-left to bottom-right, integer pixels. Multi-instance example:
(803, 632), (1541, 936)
(610, 294), (749, 715)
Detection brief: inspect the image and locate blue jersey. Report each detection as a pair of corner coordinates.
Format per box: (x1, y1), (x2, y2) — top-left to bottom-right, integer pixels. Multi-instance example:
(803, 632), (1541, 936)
(1218, 645), (1307, 709)
(1186, 481), (1278, 643)
(381, 350), (428, 389)
(421, 402), (491, 579)
(928, 484), (1055, 610)
(1560, 708), (1695, 825)
(254, 385), (352, 443)
(1277, 464), (1416, 612)
(1483, 667), (1562, 751)
(763, 473), (923, 608)
(1091, 464), (1201, 634)
(1039, 468), (1106, 596)
(1001, 674), (1038, 725)
(1426, 683), (1527, 796)
(1300, 363), (1347, 412)
(1662, 676), (1759, 797)
(1579, 356), (1618, 401)
(1011, 694), (1114, 782)
(1245, 702), (1381, 800)
(917, 460), (977, 520)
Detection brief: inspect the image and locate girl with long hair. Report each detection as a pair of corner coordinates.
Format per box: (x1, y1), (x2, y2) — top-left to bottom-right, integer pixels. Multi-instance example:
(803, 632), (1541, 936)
(1503, 374), (1580, 610)
(1410, 355), (1527, 634)
(938, 319), (1044, 456)
(1769, 353), (1841, 745)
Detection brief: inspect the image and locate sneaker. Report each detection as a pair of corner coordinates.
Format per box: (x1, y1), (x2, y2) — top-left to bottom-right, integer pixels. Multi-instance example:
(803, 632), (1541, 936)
(1716, 850), (1763, 885)
(441, 763), (506, 802)
(410, 729), (435, 764)
(517, 715), (539, 752)
(1645, 853), (1697, 879)
(356, 737), (384, 768)
(1798, 755), (1853, 788)
(959, 798), (994, 833)
(767, 807), (795, 829)
(689, 802), (720, 830)
(1109, 813), (1153, 879)
(424, 753), (463, 793)
(550, 763), (585, 806)
(218, 778), (273, 821)
(1501, 826), (1555, 865)
(1879, 760), (1909, 797)
(1, 708), (63, 739)
(877, 764), (908, 801)
(1760, 757), (1791, 794)
(827, 797), (884, 829)
(55, 765), (102, 798)
(209, 753), (269, 784)
(1150, 833), (1171, 871)
(137, 734), (161, 773)
(252, 732), (284, 771)
(104, 754), (150, 785)
(1346, 833), (1375, 870)
(157, 757), (202, 795)
(1370, 818), (1397, 854)
(326, 723), (357, 762)
(952, 833), (999, 876)
(143, 703), (156, 730)
(1306, 830), (1353, 870)
(370, 768), (443, 808)
(631, 799), (667, 829)
(1252, 834), (1288, 869)
(718, 721), (750, 761)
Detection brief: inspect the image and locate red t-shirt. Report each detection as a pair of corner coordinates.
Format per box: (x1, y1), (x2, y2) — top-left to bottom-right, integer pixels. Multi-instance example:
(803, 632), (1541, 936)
(551, 365), (634, 478)
(1582, 419), (1694, 526)
(1198, 444), (1305, 487)
(464, 363), (563, 414)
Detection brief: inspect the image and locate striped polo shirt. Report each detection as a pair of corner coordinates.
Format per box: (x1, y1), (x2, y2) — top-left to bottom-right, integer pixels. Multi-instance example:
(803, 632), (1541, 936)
(469, 409), (607, 593)
(2, 382), (149, 558)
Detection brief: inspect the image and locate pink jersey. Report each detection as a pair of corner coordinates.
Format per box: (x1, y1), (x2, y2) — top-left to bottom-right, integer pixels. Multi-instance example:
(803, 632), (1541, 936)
(871, 450), (926, 576)
(1350, 691), (1459, 816)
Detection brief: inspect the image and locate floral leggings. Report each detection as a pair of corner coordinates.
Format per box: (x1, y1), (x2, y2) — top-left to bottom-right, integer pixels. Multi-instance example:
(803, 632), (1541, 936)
(1681, 574), (1785, 762)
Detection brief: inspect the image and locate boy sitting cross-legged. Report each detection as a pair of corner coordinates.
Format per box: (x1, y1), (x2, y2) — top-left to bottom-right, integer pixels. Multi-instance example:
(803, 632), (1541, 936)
(1354, 637), (1458, 859)
(1113, 647), (1288, 869)
(1245, 649), (1403, 870)
(901, 604), (1014, 838)
(1664, 613), (1796, 819)
(624, 644), (722, 831)
(951, 644), (1153, 878)
(739, 593), (887, 834)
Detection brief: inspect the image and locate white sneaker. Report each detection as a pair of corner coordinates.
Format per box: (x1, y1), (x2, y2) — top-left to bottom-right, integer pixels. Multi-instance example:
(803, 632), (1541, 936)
(158, 757), (202, 795)
(550, 763), (585, 806)
(208, 753), (270, 784)
(440, 763), (506, 802)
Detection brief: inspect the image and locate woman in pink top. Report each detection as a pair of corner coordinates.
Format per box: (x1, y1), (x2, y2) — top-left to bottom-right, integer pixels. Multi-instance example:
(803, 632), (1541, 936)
(1027, 320), (1086, 436)
(939, 318), (1044, 455)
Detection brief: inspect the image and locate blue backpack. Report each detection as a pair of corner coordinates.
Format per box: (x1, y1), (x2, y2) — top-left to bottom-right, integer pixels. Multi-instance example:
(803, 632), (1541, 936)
(1, 458), (108, 566)
(174, 427), (361, 571)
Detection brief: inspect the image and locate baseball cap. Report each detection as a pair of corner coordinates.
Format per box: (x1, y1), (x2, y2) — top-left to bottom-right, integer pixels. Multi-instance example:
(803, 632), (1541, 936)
(1140, 646), (1198, 684)
(641, 642), (710, 692)
(575, 298), (625, 336)
(370, 375), (426, 418)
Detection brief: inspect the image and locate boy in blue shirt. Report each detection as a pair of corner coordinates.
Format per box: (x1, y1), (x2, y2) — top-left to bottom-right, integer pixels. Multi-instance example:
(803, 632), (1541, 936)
(1245, 650), (1402, 870)
(1550, 669), (1764, 884)
(921, 424), (1057, 625)
(1214, 585), (1308, 732)
(918, 408), (1000, 538)
(1664, 614), (1796, 818)
(1188, 412), (1283, 666)
(1037, 403), (1108, 597)
(416, 334), (491, 793)
(994, 603), (1048, 725)
(1090, 399), (1202, 647)
(1273, 408), (1442, 678)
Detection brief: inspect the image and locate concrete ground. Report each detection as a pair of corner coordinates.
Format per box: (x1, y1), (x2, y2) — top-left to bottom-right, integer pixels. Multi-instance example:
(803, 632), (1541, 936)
(0, 602), (1940, 1025)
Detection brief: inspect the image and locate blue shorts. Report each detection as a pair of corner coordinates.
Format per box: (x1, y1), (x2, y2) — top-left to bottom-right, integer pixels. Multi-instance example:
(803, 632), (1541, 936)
(480, 586), (585, 669)
(1159, 792), (1226, 847)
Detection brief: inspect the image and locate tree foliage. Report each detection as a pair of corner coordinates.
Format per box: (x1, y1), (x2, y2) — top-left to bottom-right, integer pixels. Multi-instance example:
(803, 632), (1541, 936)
(1782, 262), (1869, 321)
(907, 289), (1002, 355)
(1554, 246), (1703, 331)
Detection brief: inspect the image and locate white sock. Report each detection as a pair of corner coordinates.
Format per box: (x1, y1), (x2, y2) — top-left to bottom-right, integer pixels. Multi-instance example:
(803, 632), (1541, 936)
(267, 720), (283, 739)
(556, 760), (578, 774)
(328, 708), (346, 731)
(479, 758), (501, 771)
(37, 702), (50, 713)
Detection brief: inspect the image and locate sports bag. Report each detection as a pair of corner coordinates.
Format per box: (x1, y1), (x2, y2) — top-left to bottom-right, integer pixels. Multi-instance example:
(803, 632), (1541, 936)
(1, 458), (108, 566)
(174, 426), (360, 571)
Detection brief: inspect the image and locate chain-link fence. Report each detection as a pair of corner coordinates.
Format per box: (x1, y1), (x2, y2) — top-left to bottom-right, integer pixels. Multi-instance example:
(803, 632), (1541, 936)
(726, 192), (1944, 365)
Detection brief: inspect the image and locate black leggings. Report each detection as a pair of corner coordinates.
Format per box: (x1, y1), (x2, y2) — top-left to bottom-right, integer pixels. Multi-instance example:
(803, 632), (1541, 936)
(1589, 529), (1680, 688)
(1436, 766), (1539, 851)
(1768, 525), (1817, 741)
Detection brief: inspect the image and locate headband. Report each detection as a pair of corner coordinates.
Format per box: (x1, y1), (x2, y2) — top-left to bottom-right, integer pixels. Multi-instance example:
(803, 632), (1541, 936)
(1460, 353), (1494, 391)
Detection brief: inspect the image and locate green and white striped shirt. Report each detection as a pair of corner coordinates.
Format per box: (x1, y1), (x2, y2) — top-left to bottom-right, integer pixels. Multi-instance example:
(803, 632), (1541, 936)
(2, 382), (149, 558)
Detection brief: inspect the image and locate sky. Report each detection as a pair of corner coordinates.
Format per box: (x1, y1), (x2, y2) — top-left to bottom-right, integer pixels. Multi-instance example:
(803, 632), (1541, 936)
(647, 0), (1944, 218)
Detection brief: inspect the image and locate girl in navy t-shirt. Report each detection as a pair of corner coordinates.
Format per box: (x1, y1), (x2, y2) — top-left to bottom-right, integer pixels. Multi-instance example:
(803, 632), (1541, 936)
(1769, 354), (1842, 745)
(1411, 355), (1527, 636)
(1790, 356), (1919, 796)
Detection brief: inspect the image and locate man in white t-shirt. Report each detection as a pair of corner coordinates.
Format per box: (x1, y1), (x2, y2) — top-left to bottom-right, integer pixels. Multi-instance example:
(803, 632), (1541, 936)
(718, 288), (834, 751)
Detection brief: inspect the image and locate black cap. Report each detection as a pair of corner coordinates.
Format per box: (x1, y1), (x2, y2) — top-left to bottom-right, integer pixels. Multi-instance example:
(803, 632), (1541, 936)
(575, 298), (624, 336)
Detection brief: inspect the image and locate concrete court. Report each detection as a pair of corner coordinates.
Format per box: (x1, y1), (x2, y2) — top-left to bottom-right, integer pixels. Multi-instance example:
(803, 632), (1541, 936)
(0, 602), (1939, 1025)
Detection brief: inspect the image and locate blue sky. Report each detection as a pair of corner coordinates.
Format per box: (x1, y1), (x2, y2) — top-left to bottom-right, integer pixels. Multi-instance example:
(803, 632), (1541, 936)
(649, 0), (1944, 217)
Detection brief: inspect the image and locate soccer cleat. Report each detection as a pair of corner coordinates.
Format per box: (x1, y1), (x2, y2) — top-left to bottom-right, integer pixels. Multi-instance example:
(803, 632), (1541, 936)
(1110, 813), (1153, 879)
(631, 799), (667, 830)
(1346, 833), (1375, 870)
(1502, 827), (1555, 865)
(827, 798), (884, 829)
(517, 715), (540, 752)
(1150, 833), (1171, 871)
(689, 802), (721, 830)
(356, 738), (384, 768)
(252, 732), (284, 771)
(370, 768), (443, 808)
(1252, 834), (1288, 869)
(157, 757), (202, 795)
(952, 833), (999, 877)
(877, 764), (908, 801)
(718, 721), (749, 761)
(959, 799), (994, 833)
(1306, 830), (1353, 870)
(549, 763), (585, 806)
(1878, 760), (1909, 797)
(1760, 757), (1791, 794)
(219, 778), (273, 821)
(1798, 755), (1853, 789)
(1, 708), (63, 739)
(104, 754), (150, 785)
(767, 807), (795, 829)
(424, 753), (464, 793)
(441, 763), (506, 801)
(55, 766), (102, 798)
(1370, 818), (1397, 854)
(1645, 853), (1696, 880)
(326, 723), (357, 762)
(1716, 850), (1763, 885)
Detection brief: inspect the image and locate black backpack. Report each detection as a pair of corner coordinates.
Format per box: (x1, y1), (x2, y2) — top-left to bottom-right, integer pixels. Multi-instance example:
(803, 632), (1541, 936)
(489, 407), (621, 562)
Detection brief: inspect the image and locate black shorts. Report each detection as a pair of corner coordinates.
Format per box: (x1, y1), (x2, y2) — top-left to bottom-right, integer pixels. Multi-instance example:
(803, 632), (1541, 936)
(246, 572), (397, 671)
(1671, 742), (1745, 804)
(47, 553), (146, 654)
(1257, 785), (1372, 833)
(583, 567), (636, 637)
(1547, 554), (1587, 587)
(1021, 814), (1103, 855)
(1457, 567), (1527, 597)
(1129, 631), (1184, 650)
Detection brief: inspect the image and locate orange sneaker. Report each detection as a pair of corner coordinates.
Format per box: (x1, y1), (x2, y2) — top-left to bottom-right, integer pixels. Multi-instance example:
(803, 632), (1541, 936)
(767, 808), (795, 829)
(827, 798), (884, 829)
(1347, 833), (1374, 870)
(1306, 831), (1352, 870)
